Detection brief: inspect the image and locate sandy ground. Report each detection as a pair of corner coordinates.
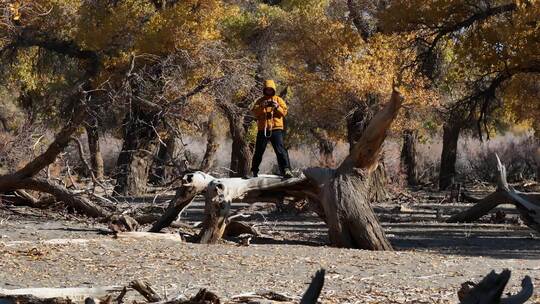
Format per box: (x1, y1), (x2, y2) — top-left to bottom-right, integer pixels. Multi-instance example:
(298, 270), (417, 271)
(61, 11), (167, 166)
(1, 190), (540, 303)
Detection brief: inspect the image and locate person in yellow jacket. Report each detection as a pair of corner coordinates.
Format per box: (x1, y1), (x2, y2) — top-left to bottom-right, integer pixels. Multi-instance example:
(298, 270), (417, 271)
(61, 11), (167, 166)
(248, 80), (293, 178)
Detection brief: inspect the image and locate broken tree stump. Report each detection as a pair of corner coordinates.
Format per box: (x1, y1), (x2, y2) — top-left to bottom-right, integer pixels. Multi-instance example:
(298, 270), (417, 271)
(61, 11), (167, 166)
(458, 269), (533, 304)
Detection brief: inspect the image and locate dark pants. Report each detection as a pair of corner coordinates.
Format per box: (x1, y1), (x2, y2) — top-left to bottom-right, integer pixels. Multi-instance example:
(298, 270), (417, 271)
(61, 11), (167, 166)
(251, 130), (291, 174)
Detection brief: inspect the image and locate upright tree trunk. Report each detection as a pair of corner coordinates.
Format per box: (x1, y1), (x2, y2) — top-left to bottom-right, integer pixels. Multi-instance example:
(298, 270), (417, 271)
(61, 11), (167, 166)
(439, 121), (461, 190)
(229, 118), (251, 177)
(113, 109), (159, 196)
(400, 129), (418, 186)
(150, 135), (187, 185)
(218, 100), (252, 177)
(311, 129), (336, 168)
(200, 114), (219, 172)
(320, 168), (392, 250)
(537, 163), (540, 183)
(151, 138), (171, 186)
(84, 122), (104, 180)
(347, 99), (388, 202)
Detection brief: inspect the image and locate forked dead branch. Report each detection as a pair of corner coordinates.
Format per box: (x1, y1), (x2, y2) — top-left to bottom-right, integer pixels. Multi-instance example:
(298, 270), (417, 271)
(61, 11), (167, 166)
(448, 155), (540, 233)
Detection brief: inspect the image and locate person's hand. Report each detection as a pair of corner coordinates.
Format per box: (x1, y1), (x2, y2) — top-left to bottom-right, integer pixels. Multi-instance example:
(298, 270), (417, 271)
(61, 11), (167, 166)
(266, 100), (278, 108)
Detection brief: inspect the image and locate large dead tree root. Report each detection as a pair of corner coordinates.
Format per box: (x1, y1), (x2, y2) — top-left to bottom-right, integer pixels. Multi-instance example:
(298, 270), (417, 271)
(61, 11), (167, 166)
(150, 87), (404, 250)
(447, 155), (540, 233)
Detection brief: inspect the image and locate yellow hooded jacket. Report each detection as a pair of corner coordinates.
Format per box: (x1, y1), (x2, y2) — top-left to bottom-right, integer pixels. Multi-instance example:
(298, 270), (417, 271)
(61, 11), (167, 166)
(251, 80), (288, 131)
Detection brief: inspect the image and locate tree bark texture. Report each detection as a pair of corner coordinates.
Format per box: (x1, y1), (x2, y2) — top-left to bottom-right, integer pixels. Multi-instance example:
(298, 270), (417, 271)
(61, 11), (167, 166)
(400, 129), (418, 186)
(439, 120), (461, 190)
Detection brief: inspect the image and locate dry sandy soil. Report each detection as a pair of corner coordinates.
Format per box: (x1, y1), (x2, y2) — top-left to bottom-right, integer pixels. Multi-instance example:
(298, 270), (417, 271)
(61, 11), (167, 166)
(1, 189), (540, 303)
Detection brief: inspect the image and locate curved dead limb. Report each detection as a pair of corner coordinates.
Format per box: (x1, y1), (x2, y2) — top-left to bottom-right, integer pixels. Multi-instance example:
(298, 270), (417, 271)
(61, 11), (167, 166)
(129, 280), (161, 303)
(0, 108), (87, 192)
(70, 137), (94, 178)
(448, 155), (540, 233)
(501, 276), (534, 304)
(0, 96), (114, 220)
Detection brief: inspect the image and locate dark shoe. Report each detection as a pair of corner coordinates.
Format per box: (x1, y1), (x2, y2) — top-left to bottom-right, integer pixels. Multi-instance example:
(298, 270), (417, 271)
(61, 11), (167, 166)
(283, 168), (293, 179)
(243, 171), (258, 179)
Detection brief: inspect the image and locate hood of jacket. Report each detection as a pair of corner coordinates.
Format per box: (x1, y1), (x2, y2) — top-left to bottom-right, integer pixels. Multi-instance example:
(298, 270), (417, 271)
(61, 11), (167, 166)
(264, 79), (276, 96)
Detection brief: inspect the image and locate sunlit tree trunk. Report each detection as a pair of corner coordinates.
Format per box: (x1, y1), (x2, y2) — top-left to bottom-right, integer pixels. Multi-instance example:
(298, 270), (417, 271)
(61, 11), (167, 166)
(347, 97), (388, 202)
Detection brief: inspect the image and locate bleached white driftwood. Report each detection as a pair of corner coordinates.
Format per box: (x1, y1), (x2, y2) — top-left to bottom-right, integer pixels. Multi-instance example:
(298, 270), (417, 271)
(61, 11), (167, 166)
(0, 286), (124, 301)
(115, 232), (183, 242)
(1, 238), (92, 247)
(198, 175), (310, 244)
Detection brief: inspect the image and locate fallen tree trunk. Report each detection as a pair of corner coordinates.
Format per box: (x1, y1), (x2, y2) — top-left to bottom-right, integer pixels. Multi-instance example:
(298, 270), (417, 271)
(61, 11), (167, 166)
(11, 178), (110, 218)
(448, 155), (540, 233)
(447, 190), (540, 223)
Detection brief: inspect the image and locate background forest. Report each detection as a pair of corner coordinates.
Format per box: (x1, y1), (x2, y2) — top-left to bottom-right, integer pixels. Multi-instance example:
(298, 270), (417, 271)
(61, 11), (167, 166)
(0, 0), (539, 195)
